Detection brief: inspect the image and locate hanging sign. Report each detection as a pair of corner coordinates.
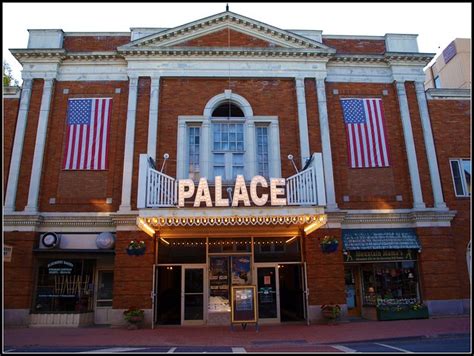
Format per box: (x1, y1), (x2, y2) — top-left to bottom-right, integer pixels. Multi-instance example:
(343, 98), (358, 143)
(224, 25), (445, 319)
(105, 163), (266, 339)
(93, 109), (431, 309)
(178, 175), (286, 208)
(4, 245), (13, 262)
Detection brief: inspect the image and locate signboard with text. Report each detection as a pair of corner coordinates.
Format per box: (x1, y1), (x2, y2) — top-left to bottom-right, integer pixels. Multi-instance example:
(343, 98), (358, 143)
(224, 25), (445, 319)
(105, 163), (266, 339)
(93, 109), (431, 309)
(344, 249), (417, 262)
(231, 285), (258, 324)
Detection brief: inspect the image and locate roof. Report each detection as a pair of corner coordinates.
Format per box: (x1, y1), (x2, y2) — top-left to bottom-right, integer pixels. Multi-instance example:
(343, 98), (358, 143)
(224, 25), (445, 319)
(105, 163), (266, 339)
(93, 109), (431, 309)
(342, 228), (421, 251)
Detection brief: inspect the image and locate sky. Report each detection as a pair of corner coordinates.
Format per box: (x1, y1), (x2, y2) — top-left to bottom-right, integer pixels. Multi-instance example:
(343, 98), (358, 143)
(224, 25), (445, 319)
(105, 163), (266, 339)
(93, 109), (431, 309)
(3, 2), (472, 84)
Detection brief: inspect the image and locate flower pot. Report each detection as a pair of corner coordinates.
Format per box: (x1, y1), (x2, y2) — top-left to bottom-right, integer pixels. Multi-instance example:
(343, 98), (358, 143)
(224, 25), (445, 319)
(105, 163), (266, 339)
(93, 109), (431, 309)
(321, 242), (338, 253)
(127, 247), (146, 256)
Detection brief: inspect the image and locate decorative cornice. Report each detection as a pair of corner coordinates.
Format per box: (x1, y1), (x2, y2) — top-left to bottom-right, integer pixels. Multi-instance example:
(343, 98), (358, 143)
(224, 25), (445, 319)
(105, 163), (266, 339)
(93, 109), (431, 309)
(10, 49), (66, 62)
(341, 210), (456, 225)
(330, 52), (434, 65)
(426, 88), (471, 100)
(3, 214), (114, 228)
(65, 52), (124, 61)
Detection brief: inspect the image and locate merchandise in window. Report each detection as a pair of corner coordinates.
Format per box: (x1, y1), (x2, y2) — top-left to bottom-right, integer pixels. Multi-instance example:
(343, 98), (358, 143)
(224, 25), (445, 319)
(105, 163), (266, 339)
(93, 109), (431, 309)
(34, 259), (95, 313)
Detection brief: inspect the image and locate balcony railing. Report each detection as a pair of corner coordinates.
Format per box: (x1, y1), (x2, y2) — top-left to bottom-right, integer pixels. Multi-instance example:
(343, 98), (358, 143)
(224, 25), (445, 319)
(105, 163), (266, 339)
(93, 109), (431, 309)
(138, 152), (326, 208)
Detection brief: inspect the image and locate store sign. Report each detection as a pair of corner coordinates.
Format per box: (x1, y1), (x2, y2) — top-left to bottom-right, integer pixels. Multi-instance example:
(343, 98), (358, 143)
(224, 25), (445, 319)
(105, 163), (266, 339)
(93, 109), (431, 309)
(4, 245), (13, 262)
(47, 260), (74, 274)
(178, 175), (286, 208)
(344, 249), (417, 262)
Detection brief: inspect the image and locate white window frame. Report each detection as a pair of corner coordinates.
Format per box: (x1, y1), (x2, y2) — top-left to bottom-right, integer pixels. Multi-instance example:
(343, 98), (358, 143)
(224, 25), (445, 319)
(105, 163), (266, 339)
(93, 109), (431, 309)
(449, 158), (471, 197)
(177, 91), (281, 181)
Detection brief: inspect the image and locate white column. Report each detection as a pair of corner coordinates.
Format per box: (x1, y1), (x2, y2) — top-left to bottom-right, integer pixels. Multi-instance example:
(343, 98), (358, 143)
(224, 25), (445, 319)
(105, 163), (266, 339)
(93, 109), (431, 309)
(4, 79), (33, 212)
(415, 81), (447, 209)
(201, 119), (211, 178)
(315, 78), (338, 210)
(24, 79), (55, 213)
(269, 121), (282, 177)
(295, 77), (310, 167)
(396, 81), (425, 209)
(119, 76), (139, 212)
(245, 120), (257, 179)
(177, 120), (187, 179)
(147, 76), (160, 162)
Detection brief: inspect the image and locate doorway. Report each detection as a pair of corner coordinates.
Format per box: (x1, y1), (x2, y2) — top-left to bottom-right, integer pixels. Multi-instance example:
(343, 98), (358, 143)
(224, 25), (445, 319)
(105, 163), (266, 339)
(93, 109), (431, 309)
(182, 265), (206, 325)
(156, 266), (181, 325)
(256, 265), (280, 322)
(278, 264), (305, 322)
(344, 265), (361, 317)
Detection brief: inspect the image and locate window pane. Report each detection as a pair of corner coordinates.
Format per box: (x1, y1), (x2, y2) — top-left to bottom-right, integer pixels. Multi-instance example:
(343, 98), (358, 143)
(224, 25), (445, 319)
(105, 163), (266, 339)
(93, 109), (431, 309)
(256, 127), (269, 177)
(188, 127), (200, 180)
(451, 160), (465, 196)
(462, 160), (471, 195)
(214, 153), (225, 165)
(233, 153), (244, 165)
(158, 238), (206, 264)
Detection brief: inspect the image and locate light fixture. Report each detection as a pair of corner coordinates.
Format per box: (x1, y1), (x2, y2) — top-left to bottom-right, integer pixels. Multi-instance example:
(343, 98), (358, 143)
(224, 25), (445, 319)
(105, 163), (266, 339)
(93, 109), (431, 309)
(137, 217), (155, 237)
(160, 238), (170, 245)
(288, 154), (299, 173)
(161, 153), (169, 172)
(285, 235), (298, 244)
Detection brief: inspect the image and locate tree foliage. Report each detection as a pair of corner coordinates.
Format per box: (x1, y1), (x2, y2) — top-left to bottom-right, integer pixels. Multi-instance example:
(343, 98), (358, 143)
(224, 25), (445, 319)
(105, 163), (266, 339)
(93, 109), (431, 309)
(3, 61), (19, 87)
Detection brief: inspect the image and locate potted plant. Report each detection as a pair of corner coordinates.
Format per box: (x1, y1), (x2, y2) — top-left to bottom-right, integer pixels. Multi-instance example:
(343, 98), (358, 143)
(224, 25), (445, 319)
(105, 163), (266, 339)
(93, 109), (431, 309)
(126, 240), (146, 256)
(123, 307), (145, 329)
(320, 235), (339, 253)
(376, 299), (429, 321)
(321, 304), (341, 323)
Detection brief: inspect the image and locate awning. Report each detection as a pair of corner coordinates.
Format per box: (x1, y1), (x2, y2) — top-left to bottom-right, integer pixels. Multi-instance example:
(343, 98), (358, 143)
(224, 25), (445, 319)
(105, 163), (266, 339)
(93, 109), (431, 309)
(342, 228), (421, 251)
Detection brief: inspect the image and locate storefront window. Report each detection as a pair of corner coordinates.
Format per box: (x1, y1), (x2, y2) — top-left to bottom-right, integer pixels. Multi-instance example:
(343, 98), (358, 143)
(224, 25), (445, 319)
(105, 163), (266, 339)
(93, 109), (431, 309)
(158, 238), (206, 264)
(34, 259), (95, 313)
(254, 237), (300, 262)
(362, 261), (419, 306)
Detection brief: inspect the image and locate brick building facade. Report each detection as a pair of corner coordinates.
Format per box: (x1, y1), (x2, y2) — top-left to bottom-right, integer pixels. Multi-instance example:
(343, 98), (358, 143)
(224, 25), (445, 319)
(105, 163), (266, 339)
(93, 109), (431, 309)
(3, 10), (471, 328)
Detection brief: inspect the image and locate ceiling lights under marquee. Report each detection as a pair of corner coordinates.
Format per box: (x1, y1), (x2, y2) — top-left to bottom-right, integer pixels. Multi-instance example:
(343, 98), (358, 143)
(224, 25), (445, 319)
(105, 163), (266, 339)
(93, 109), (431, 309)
(136, 212), (327, 237)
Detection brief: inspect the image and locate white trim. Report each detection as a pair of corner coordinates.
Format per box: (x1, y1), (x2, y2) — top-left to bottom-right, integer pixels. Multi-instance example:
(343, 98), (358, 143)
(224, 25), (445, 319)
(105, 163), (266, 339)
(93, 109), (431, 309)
(396, 82), (425, 209)
(147, 76), (160, 161)
(5, 79), (33, 212)
(119, 77), (139, 211)
(203, 90), (253, 117)
(24, 79), (55, 213)
(323, 34), (386, 40)
(449, 158), (471, 197)
(414, 81), (446, 209)
(315, 78), (338, 210)
(295, 77), (310, 167)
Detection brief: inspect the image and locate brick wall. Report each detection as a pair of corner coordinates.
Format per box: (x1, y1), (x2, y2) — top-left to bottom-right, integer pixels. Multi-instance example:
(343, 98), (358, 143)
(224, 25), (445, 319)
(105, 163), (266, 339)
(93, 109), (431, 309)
(113, 231), (154, 309)
(417, 227), (461, 300)
(322, 38), (386, 54)
(429, 98), (471, 299)
(178, 29), (280, 48)
(63, 36), (130, 52)
(39, 81), (129, 212)
(305, 78), (322, 154)
(325, 82), (412, 209)
(3, 97), (20, 197)
(304, 228), (346, 305)
(4, 232), (37, 309)
(157, 77), (302, 182)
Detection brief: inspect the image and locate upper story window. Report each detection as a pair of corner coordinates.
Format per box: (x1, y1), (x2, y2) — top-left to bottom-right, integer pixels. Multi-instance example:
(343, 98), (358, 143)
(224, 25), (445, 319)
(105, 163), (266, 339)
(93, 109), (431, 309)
(450, 158), (471, 197)
(434, 76), (441, 88)
(177, 90), (281, 182)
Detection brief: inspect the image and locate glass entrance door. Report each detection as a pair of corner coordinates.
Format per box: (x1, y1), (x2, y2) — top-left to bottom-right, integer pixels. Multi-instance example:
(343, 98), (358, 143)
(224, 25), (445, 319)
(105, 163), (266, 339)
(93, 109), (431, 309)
(156, 266), (182, 325)
(256, 265), (279, 322)
(182, 266), (205, 325)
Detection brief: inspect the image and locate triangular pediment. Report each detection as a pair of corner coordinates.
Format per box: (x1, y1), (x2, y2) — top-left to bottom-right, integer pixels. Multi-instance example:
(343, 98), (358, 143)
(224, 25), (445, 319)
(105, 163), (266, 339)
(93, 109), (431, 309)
(119, 11), (334, 53)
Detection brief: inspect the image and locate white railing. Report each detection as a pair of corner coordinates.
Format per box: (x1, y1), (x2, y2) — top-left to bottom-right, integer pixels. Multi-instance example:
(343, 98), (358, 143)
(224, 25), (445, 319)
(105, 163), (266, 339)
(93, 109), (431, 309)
(286, 152), (326, 206)
(138, 154), (177, 208)
(138, 152), (326, 209)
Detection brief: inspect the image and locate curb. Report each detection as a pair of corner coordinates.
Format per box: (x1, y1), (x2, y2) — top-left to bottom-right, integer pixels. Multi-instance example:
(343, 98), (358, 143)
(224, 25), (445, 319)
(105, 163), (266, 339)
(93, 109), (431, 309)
(320, 332), (471, 345)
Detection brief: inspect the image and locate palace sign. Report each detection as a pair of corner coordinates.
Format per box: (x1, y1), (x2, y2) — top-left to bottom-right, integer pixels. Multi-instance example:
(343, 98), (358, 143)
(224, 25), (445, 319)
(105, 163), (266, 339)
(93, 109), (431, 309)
(178, 175), (286, 208)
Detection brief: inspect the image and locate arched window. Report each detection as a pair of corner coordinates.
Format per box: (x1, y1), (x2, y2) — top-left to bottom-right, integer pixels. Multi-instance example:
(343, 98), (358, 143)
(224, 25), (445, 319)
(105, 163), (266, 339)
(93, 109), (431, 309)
(211, 101), (246, 180)
(177, 90), (281, 182)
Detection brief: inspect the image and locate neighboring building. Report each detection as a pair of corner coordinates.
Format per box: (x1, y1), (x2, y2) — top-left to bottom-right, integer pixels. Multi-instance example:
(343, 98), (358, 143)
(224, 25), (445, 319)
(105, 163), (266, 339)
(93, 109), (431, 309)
(425, 38), (471, 89)
(3, 10), (471, 328)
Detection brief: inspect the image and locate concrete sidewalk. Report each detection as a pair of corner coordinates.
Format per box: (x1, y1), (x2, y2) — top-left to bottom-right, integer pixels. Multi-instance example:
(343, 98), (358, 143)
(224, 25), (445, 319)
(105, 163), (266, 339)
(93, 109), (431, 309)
(4, 316), (471, 349)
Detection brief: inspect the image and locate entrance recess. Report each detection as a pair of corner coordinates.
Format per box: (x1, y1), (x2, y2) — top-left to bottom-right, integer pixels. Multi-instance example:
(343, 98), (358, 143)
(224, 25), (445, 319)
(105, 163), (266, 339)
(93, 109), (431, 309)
(345, 266), (361, 317)
(156, 266), (182, 325)
(278, 264), (305, 322)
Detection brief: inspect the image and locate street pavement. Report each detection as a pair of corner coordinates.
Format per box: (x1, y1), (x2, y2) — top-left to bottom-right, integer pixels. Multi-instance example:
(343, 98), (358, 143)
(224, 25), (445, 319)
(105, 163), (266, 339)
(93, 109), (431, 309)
(4, 316), (471, 353)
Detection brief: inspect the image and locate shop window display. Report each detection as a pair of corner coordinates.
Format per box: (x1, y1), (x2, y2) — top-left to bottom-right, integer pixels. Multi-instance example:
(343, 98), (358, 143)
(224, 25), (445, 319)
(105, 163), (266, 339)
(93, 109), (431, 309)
(34, 259), (95, 313)
(362, 261), (419, 306)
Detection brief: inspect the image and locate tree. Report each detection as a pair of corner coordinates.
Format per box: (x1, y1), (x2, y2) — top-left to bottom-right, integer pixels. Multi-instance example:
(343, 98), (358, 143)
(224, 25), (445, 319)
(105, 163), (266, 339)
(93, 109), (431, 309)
(3, 61), (19, 87)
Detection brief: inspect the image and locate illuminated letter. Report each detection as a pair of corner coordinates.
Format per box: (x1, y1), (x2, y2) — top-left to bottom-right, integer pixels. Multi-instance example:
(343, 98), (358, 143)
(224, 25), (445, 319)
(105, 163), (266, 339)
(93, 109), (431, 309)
(270, 178), (286, 206)
(178, 179), (195, 207)
(232, 175), (251, 207)
(215, 176), (229, 207)
(250, 175), (269, 206)
(194, 177), (213, 207)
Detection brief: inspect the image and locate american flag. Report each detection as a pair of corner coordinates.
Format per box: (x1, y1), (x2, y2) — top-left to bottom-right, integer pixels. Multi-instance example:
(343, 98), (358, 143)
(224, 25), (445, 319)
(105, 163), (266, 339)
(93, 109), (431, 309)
(340, 98), (390, 168)
(63, 98), (112, 170)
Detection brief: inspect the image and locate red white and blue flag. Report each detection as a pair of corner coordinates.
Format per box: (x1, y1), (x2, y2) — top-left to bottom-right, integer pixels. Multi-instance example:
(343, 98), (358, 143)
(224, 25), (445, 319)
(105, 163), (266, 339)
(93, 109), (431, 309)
(340, 98), (390, 168)
(63, 98), (112, 170)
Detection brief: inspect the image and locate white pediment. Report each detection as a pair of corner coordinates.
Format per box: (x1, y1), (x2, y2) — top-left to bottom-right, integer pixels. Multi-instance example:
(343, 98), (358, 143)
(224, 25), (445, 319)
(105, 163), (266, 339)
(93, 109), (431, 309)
(119, 11), (334, 53)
